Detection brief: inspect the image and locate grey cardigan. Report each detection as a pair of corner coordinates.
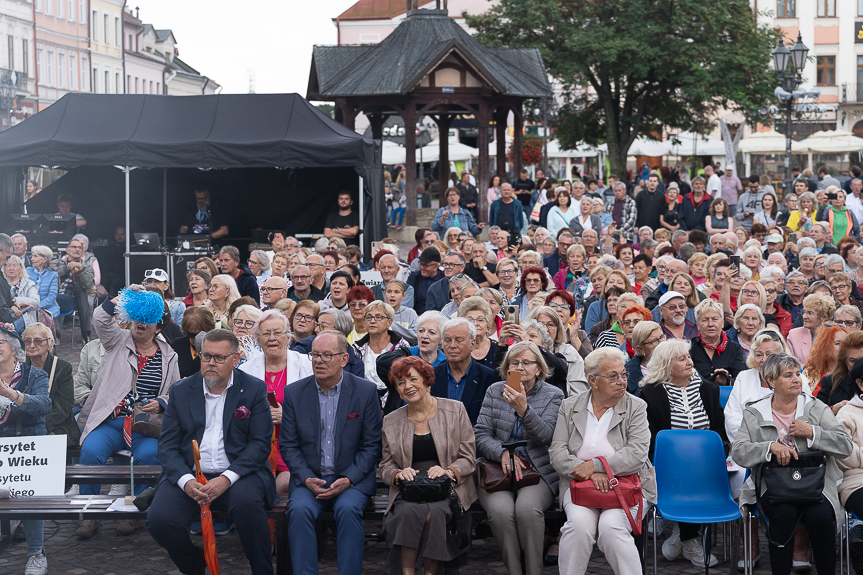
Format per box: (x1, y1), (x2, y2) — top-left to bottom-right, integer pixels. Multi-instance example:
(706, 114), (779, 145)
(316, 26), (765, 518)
(549, 390), (656, 504)
(731, 393), (853, 530)
(475, 380), (564, 493)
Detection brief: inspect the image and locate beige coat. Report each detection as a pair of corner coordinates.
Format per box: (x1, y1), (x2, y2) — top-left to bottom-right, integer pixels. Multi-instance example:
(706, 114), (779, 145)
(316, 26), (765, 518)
(379, 398), (478, 514)
(836, 394), (863, 505)
(77, 303), (180, 444)
(549, 390), (657, 505)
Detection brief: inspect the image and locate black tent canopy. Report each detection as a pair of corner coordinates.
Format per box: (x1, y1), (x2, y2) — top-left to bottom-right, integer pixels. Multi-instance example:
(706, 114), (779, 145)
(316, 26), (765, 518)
(0, 93), (385, 282)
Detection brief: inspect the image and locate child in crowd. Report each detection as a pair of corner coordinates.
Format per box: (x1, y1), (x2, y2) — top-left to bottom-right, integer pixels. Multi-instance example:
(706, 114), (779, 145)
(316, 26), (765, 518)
(384, 279), (417, 335)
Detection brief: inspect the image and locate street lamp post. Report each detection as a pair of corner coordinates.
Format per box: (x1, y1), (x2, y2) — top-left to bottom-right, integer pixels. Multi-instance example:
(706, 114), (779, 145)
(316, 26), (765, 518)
(530, 98), (558, 176)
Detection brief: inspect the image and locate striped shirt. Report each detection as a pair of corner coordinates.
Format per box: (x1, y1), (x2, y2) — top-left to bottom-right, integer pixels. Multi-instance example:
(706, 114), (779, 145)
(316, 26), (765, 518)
(663, 376), (709, 430)
(594, 330), (622, 349)
(136, 350), (163, 400)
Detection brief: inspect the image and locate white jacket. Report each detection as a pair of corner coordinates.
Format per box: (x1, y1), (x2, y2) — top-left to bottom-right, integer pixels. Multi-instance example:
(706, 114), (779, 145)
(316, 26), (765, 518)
(239, 349), (313, 386)
(724, 368), (810, 442)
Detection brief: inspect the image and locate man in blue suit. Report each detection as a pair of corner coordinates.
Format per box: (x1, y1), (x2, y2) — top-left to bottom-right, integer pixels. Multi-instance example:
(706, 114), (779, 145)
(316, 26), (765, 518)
(147, 329), (277, 575)
(280, 331), (383, 575)
(431, 318), (495, 426)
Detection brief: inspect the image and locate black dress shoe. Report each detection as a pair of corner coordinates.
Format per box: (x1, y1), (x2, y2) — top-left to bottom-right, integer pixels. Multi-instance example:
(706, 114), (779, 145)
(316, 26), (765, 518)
(543, 544), (559, 566)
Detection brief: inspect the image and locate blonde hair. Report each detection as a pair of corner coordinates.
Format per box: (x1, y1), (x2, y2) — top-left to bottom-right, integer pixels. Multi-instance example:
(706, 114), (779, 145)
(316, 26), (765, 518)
(736, 280), (766, 310)
(746, 328), (790, 369)
(566, 244), (587, 259)
(209, 274), (241, 307)
(527, 305), (566, 345)
(365, 300), (394, 321)
(458, 296), (494, 333)
(669, 273), (699, 308)
(642, 339), (692, 386)
(21, 322), (54, 346)
(500, 341), (550, 382)
(803, 293), (836, 319)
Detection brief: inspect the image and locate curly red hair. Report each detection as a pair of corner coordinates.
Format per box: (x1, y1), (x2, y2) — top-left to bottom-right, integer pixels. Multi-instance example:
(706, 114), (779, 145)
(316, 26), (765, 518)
(346, 285), (375, 304)
(519, 266), (548, 293)
(389, 356), (436, 388)
(804, 325), (849, 386)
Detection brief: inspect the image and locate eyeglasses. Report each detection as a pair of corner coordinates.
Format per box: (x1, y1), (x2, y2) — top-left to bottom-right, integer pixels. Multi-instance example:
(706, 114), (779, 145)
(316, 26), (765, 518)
(310, 352), (346, 363)
(201, 352), (236, 364)
(594, 371), (628, 383)
(621, 319), (641, 327)
(510, 360), (537, 368)
(294, 313), (316, 323)
(442, 262), (464, 268)
(23, 338), (49, 347)
(643, 336), (665, 347)
(234, 320), (256, 329)
(498, 269), (516, 276)
(832, 285), (851, 291)
(835, 319), (860, 328)
(764, 288), (777, 295)
(525, 278), (542, 284)
(307, 263), (325, 268)
(465, 316), (487, 324)
(258, 330), (287, 339)
(741, 289), (760, 297)
(247, 259), (260, 266)
(348, 302), (367, 309)
(364, 314), (388, 323)
(663, 304), (687, 312)
(547, 303), (569, 311)
(291, 274), (311, 280)
(260, 287), (286, 293)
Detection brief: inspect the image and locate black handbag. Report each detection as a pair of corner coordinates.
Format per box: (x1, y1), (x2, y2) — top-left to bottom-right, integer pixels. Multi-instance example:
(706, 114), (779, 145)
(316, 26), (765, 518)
(397, 472), (453, 504)
(755, 450), (826, 548)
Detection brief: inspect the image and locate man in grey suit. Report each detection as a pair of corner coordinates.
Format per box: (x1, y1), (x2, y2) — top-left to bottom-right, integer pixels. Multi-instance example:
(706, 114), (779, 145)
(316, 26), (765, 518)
(280, 331), (383, 575)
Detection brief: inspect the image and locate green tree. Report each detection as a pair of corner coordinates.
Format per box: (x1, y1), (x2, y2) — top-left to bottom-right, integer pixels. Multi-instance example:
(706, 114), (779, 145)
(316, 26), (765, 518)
(466, 0), (778, 178)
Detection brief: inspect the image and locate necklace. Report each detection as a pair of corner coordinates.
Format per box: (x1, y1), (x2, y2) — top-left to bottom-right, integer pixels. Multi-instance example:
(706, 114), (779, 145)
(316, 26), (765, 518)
(408, 397), (436, 425)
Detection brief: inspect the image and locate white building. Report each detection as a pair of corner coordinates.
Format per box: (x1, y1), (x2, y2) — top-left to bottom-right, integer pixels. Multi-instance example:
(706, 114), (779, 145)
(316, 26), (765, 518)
(0, 0), (37, 128)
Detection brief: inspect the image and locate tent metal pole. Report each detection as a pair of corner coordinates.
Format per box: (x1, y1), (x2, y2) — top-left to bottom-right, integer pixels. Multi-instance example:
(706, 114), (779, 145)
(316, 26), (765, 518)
(358, 175), (364, 253)
(124, 166), (131, 287)
(162, 169), (167, 244)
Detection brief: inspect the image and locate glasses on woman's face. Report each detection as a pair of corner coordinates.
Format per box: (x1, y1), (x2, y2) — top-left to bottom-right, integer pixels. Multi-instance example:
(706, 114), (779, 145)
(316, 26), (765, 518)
(510, 360), (537, 369)
(643, 336), (665, 348)
(499, 269), (516, 276)
(835, 318), (860, 328)
(348, 301), (367, 309)
(258, 330), (287, 340)
(294, 313), (316, 323)
(23, 338), (49, 347)
(364, 314), (388, 323)
(594, 371), (627, 383)
(234, 320), (256, 329)
(741, 289), (760, 297)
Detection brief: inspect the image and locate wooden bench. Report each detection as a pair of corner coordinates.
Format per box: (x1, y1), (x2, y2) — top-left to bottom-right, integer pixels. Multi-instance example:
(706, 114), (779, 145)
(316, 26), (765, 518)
(0, 496), (291, 575)
(65, 464), (163, 485)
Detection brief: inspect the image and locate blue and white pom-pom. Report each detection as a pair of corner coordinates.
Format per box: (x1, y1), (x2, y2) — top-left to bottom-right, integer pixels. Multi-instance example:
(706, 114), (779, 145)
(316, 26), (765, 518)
(116, 288), (165, 325)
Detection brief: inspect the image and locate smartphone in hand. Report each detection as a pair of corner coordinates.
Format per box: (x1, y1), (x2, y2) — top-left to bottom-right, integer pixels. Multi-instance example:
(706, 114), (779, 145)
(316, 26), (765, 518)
(506, 370), (521, 391)
(267, 391), (280, 409)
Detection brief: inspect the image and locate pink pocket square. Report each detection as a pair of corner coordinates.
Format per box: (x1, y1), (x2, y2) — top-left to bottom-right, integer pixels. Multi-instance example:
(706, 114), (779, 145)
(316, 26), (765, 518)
(346, 413), (361, 420)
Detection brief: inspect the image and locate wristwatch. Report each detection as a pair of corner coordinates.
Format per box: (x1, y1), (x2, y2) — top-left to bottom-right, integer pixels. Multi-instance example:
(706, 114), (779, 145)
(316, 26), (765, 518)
(482, 266), (488, 271)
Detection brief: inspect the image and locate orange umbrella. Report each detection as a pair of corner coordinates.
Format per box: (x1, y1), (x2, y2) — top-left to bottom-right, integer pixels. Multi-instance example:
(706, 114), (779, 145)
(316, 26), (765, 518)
(192, 440), (220, 575)
(268, 429), (279, 544)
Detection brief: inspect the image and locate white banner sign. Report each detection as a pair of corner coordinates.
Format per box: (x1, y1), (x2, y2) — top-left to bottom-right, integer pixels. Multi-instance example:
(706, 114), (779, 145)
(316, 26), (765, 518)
(326, 270), (384, 289)
(0, 435), (67, 496)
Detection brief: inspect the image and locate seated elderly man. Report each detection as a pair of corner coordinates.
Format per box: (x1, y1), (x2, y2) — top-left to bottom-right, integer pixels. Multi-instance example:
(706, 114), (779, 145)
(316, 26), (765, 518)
(11, 233), (30, 267)
(430, 317), (495, 426)
(426, 251), (466, 312)
(147, 330), (278, 575)
(640, 255), (674, 304)
(657, 291), (699, 340)
(709, 233), (728, 254)
(288, 265), (325, 303)
(373, 252), (414, 308)
(53, 234), (98, 342)
(259, 276), (288, 311)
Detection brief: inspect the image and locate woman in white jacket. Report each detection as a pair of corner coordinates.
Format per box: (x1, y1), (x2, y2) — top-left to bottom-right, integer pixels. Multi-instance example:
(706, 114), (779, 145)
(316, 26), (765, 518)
(239, 309), (312, 494)
(835, 358), (863, 539)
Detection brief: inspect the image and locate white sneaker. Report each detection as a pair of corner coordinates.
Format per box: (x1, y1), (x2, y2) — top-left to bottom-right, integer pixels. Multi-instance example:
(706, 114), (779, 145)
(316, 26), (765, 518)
(24, 552), (47, 575)
(662, 522), (682, 561)
(108, 484), (129, 496)
(64, 484), (79, 497)
(649, 515), (668, 536)
(682, 538), (719, 568)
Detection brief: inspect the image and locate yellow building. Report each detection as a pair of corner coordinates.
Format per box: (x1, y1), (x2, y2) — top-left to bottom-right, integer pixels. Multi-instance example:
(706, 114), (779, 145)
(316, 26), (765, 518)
(89, 0), (124, 93)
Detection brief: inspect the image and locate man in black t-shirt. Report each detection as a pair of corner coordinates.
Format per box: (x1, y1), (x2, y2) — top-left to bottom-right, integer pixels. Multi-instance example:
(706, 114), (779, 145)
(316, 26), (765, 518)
(179, 187), (229, 239)
(512, 169), (535, 217)
(634, 174), (667, 231)
(464, 242), (499, 288)
(324, 191), (360, 246)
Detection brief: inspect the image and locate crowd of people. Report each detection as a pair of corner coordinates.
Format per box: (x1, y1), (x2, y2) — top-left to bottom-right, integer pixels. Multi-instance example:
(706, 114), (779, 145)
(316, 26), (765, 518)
(3, 164), (863, 575)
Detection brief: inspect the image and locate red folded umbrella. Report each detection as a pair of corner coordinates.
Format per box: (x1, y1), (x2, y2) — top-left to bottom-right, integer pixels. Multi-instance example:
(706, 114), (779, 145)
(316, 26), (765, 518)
(192, 440), (220, 575)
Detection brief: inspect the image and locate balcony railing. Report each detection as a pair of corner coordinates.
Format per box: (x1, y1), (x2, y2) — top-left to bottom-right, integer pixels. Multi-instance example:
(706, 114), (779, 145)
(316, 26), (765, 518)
(841, 82), (863, 104)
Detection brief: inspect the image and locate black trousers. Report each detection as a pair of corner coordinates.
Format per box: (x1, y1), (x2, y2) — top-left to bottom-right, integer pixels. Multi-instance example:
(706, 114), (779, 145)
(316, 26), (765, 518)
(846, 487), (863, 520)
(146, 473), (273, 575)
(761, 498), (835, 575)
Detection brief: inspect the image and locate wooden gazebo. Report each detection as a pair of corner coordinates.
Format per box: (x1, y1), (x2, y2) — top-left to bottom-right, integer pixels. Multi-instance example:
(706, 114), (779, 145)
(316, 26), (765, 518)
(307, 6), (551, 224)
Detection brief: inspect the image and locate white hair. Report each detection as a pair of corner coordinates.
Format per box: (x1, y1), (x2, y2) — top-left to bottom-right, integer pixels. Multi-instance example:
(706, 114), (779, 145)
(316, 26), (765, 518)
(642, 339), (692, 386)
(733, 303), (765, 331)
(584, 348), (627, 377)
(694, 298), (724, 323)
(759, 265), (784, 283)
(441, 317), (476, 340)
(417, 310), (446, 332)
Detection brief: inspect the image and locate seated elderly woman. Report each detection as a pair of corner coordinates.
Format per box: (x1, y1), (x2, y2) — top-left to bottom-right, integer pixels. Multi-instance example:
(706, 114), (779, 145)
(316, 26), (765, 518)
(549, 348), (655, 575)
(640, 339), (728, 568)
(726, 303), (766, 357)
(441, 276), (478, 319)
(181, 269), (211, 308)
(379, 356), (477, 574)
(22, 322), (78, 447)
(240, 309), (313, 494)
(625, 321), (663, 395)
(232, 304), (263, 366)
(689, 299), (748, 388)
(496, 320), (569, 397)
(732, 353), (852, 575)
(834, 304), (863, 332)
(288, 299), (320, 351)
(816, 331), (863, 412)
(474, 341), (564, 575)
(76, 287), (180, 539)
(26, 245), (60, 318)
(170, 306), (216, 378)
(346, 285), (376, 343)
(526, 306), (587, 395)
(585, 271), (631, 334)
(834, 358), (863, 569)
(458, 296), (498, 370)
(594, 299), (651, 350)
(353, 300), (411, 397)
(206, 274), (241, 329)
(0, 324), (52, 574)
(545, 290), (593, 359)
(586, 287), (626, 345)
(4, 255), (38, 331)
(788, 293), (836, 363)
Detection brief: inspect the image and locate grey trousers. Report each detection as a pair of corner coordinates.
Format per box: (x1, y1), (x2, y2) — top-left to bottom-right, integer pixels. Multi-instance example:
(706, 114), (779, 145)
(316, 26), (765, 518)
(477, 480), (555, 575)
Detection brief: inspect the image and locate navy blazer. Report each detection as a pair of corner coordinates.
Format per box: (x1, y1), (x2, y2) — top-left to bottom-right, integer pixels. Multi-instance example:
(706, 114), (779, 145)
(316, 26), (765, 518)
(280, 371), (383, 496)
(425, 276), (451, 312)
(157, 370), (278, 507)
(431, 360), (495, 426)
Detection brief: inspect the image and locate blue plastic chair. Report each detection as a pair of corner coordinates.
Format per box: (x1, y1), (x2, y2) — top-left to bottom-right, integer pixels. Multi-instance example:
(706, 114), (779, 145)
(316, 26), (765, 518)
(651, 430), (741, 575)
(718, 386), (733, 409)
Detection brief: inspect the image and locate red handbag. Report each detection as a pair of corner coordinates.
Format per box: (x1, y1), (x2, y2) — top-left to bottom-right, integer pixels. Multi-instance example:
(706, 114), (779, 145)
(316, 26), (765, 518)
(570, 456), (643, 534)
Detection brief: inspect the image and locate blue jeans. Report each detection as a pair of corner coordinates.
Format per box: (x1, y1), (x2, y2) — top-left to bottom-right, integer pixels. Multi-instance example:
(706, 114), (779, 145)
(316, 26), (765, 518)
(79, 417), (159, 496)
(14, 317), (25, 333)
(392, 207), (406, 226)
(24, 520), (43, 556)
(287, 475), (369, 575)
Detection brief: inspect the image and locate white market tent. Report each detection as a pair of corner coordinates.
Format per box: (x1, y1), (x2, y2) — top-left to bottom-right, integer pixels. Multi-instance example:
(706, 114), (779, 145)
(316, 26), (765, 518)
(381, 140), (406, 165)
(737, 130), (794, 154)
(627, 137), (672, 156)
(416, 139), (478, 163)
(667, 131), (726, 156)
(796, 130), (863, 153)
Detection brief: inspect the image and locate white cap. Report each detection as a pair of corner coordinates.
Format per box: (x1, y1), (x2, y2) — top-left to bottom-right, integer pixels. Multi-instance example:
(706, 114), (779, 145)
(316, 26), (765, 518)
(143, 268), (169, 283)
(658, 291), (685, 307)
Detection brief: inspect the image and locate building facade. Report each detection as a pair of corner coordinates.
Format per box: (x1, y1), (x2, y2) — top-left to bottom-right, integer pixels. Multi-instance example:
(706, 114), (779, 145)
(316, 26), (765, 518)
(34, 0), (89, 110)
(123, 12), (163, 94)
(89, 0), (124, 94)
(0, 0), (37, 128)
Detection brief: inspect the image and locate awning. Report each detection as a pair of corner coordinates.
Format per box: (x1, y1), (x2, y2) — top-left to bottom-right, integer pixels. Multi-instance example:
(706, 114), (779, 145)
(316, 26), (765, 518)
(796, 130), (863, 153)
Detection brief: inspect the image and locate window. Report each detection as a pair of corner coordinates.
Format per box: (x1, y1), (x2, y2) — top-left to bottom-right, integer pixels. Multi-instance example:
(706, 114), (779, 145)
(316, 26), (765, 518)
(91, 10), (98, 42)
(69, 55), (75, 90)
(104, 69), (109, 94)
(92, 66), (98, 92)
(126, 74), (130, 92)
(149, 80), (153, 94)
(8, 37), (14, 71)
(135, 77), (139, 93)
(46, 51), (53, 86)
(57, 0), (63, 19)
(156, 82), (160, 94)
(45, 0), (51, 16)
(115, 71), (120, 93)
(22, 41), (28, 76)
(81, 59), (87, 91)
(115, 17), (120, 46)
(818, 0), (836, 16)
(777, 0), (795, 17)
(68, 0), (74, 21)
(103, 14), (108, 44)
(36, 49), (42, 84)
(79, 0), (84, 23)
(817, 56), (836, 85)
(127, 34), (132, 50)
(58, 54), (64, 88)
(35, 0), (41, 13)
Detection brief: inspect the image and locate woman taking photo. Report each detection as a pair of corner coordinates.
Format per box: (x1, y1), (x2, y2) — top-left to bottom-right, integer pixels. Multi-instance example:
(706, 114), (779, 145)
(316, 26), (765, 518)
(705, 197), (734, 235)
(205, 274), (240, 329)
(181, 269), (211, 307)
(0, 324), (51, 574)
(458, 297), (497, 370)
(640, 339), (727, 568)
(626, 321), (663, 395)
(379, 356), (477, 575)
(803, 324), (849, 396)
(816, 331), (863, 412)
(550, 348), (655, 575)
(240, 310), (312, 494)
(25, 245), (59, 320)
(754, 193), (779, 228)
(727, 304), (766, 357)
(547, 188), (576, 238)
(353, 300), (410, 395)
(788, 293), (836, 363)
(76, 287), (179, 538)
(475, 342), (564, 575)
(732, 353), (852, 575)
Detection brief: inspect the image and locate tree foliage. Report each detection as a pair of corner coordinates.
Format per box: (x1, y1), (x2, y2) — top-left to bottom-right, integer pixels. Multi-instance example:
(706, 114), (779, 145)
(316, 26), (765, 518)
(466, 0), (779, 177)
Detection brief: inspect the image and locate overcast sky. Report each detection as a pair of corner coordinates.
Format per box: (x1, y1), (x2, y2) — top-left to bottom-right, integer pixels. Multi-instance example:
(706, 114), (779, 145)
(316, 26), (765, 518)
(134, 0), (358, 96)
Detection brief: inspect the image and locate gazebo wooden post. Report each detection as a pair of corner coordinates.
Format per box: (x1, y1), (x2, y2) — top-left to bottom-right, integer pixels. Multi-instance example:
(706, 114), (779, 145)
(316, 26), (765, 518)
(513, 107), (524, 176)
(476, 102), (490, 223)
(436, 114), (451, 207)
(368, 114), (385, 141)
(494, 107), (508, 183)
(402, 103), (418, 226)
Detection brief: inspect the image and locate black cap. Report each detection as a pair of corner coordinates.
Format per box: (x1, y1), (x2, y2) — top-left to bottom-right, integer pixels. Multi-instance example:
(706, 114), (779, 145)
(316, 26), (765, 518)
(418, 247), (442, 264)
(0, 323), (24, 350)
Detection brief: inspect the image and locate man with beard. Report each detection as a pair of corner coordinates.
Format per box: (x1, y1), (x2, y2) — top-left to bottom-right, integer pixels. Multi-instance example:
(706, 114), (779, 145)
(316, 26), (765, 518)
(657, 291), (698, 340)
(147, 329), (277, 575)
(179, 186), (229, 239)
(324, 192), (360, 246)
